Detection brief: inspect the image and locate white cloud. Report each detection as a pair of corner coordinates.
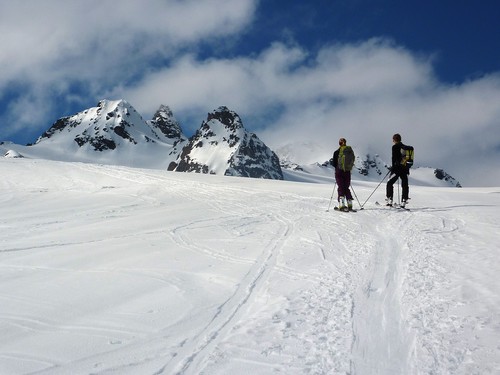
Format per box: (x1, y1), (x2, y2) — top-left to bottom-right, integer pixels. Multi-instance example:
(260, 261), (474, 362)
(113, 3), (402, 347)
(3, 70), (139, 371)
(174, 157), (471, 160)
(1, 1), (499, 186)
(0, 0), (258, 139)
(115, 43), (308, 114)
(0, 0), (257, 92)
(117, 39), (500, 186)
(121, 39), (435, 110)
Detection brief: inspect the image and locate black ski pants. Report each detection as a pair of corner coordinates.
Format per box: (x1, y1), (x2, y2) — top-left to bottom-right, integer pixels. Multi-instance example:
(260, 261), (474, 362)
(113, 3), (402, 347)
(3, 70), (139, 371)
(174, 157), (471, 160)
(386, 170), (409, 201)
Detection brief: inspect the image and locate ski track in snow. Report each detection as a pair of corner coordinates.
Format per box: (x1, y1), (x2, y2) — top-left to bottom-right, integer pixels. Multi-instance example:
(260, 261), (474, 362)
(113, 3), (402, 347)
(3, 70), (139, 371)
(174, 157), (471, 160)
(0, 159), (499, 374)
(350, 211), (415, 374)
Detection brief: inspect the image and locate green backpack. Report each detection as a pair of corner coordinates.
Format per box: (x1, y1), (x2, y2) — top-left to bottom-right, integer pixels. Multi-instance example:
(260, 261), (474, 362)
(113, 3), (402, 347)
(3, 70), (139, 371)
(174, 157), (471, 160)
(338, 145), (355, 171)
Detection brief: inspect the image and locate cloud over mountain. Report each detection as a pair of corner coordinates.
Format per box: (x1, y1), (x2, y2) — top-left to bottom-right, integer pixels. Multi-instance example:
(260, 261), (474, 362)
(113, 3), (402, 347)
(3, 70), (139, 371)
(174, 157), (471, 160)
(0, 0), (258, 141)
(1, 2), (499, 186)
(119, 40), (500, 186)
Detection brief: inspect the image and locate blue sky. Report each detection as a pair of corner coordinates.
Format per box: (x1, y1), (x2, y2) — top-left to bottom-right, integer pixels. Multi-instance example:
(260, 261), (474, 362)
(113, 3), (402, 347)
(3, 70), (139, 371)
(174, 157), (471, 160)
(1, 0), (499, 185)
(251, 0), (499, 83)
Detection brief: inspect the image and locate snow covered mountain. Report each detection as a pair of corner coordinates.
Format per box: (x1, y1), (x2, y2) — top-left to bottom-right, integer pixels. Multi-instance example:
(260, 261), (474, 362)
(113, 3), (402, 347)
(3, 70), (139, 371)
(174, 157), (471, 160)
(168, 106), (283, 180)
(35, 99), (178, 150)
(278, 150), (462, 188)
(1, 99), (461, 186)
(351, 153), (462, 187)
(3, 100), (187, 168)
(3, 101), (282, 179)
(25, 100), (186, 168)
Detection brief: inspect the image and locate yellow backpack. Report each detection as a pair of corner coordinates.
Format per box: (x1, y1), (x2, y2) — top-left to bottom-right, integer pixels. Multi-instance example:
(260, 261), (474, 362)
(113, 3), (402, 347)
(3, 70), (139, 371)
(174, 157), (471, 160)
(400, 144), (414, 168)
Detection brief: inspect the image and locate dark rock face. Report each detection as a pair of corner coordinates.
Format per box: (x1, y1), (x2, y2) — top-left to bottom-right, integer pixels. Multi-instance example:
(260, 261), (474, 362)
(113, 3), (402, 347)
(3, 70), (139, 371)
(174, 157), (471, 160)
(225, 133), (282, 179)
(39, 117), (72, 140)
(149, 105), (185, 141)
(168, 106), (283, 180)
(357, 153), (385, 177)
(435, 168), (462, 187)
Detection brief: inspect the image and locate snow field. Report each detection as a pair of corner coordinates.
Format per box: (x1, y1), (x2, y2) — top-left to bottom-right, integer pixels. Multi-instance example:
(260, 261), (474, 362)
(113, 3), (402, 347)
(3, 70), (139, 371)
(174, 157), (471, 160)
(0, 158), (499, 374)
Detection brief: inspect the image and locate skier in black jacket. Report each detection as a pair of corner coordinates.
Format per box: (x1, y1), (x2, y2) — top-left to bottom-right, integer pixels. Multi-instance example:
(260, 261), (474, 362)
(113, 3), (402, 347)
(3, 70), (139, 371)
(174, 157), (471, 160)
(386, 133), (409, 207)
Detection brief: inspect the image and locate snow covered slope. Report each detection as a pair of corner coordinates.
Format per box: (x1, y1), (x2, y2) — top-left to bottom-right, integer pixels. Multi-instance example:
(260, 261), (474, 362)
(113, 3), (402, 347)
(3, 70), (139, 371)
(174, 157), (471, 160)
(1, 158), (498, 374)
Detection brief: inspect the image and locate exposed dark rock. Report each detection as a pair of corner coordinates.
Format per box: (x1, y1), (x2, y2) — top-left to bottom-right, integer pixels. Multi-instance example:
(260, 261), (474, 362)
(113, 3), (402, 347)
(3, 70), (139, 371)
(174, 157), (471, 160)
(169, 106), (283, 179)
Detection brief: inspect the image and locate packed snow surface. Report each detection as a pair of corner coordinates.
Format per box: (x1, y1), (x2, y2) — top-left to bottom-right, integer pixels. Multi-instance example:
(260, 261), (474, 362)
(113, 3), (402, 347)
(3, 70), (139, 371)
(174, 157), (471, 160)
(0, 158), (499, 374)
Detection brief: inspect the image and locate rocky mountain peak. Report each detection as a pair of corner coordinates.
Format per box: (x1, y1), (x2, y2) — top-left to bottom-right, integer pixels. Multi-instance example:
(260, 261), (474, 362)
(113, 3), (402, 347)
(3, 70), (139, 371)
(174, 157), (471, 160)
(33, 99), (187, 154)
(149, 104), (185, 141)
(35, 99), (144, 150)
(168, 107), (283, 179)
(206, 106), (244, 132)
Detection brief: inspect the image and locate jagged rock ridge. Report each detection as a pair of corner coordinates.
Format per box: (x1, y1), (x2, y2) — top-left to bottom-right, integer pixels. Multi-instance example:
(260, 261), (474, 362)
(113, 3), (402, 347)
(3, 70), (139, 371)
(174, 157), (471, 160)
(36, 100), (183, 152)
(148, 105), (186, 142)
(168, 106), (283, 180)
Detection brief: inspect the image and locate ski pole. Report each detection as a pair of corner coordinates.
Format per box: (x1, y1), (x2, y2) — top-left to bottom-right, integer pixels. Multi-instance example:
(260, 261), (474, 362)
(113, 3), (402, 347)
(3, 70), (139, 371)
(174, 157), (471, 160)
(326, 181), (337, 212)
(350, 184), (363, 210)
(397, 179), (400, 205)
(360, 170), (391, 209)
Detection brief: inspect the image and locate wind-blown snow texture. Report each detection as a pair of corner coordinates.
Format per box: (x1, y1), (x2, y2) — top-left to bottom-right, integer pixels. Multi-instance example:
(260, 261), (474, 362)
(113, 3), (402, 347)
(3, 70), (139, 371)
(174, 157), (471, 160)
(0, 158), (498, 374)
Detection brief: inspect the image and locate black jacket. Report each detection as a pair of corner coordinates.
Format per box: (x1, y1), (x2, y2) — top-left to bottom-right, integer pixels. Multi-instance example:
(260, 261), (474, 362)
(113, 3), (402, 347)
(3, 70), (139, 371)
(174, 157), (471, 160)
(392, 142), (409, 175)
(332, 148), (340, 169)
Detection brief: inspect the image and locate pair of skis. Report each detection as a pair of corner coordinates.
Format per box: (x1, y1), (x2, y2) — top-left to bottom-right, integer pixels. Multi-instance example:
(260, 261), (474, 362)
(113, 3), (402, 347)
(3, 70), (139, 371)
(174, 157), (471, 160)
(329, 200), (411, 213)
(375, 201), (410, 211)
(333, 206), (357, 213)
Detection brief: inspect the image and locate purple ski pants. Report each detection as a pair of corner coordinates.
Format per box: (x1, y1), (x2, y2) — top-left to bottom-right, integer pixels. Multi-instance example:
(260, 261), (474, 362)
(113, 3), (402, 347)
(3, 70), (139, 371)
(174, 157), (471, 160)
(335, 168), (353, 201)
